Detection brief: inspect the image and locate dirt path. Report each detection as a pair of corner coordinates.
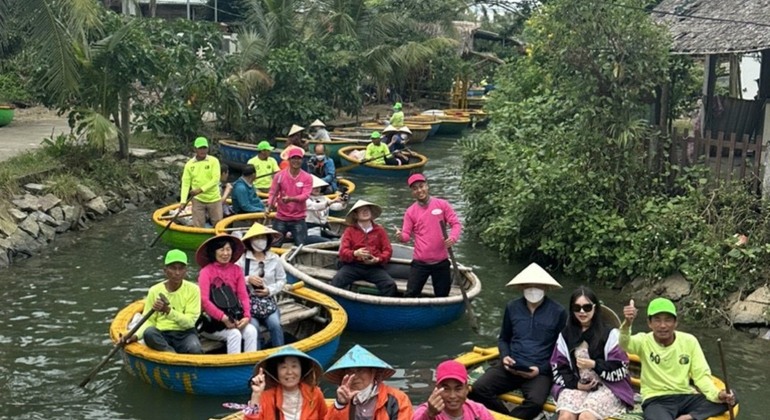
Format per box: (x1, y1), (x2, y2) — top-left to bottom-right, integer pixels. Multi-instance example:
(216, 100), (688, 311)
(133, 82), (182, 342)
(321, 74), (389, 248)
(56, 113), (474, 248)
(0, 107), (71, 162)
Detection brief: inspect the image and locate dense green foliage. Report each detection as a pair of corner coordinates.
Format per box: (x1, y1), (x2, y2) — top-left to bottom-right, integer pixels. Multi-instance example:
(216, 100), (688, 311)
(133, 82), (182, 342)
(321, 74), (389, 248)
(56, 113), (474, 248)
(461, 0), (769, 320)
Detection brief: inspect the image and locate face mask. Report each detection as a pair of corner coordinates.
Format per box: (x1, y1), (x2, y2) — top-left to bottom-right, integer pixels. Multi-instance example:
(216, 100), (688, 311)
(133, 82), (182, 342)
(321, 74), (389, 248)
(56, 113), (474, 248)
(316, 154), (325, 160)
(354, 383), (378, 405)
(251, 238), (268, 251)
(523, 287), (544, 303)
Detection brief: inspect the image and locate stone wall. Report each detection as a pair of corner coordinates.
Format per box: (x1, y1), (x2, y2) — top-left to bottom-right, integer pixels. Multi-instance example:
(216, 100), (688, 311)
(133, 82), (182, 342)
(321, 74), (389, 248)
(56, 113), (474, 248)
(0, 154), (189, 269)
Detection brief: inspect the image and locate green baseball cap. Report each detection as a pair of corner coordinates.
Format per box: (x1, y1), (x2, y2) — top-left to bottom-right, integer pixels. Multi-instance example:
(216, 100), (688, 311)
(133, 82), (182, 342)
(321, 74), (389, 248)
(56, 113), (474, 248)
(647, 297), (677, 318)
(393, 102), (402, 110)
(194, 136), (209, 148)
(257, 140), (274, 151)
(370, 131), (381, 139)
(165, 249), (188, 266)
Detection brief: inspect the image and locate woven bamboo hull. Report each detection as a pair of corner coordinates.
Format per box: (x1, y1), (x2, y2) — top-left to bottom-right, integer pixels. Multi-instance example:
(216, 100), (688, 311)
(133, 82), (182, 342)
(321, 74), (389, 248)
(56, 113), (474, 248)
(110, 284), (346, 395)
(151, 203), (217, 250)
(337, 145), (428, 178)
(274, 137), (369, 165)
(219, 139), (259, 165)
(280, 241), (482, 332)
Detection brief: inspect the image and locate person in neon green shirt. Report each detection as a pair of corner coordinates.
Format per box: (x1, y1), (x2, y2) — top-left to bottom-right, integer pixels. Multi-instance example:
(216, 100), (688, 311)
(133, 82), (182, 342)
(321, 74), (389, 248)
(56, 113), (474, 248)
(131, 249), (202, 354)
(389, 102), (404, 127)
(364, 132), (393, 165)
(180, 137), (222, 227)
(620, 298), (736, 420)
(247, 141), (280, 191)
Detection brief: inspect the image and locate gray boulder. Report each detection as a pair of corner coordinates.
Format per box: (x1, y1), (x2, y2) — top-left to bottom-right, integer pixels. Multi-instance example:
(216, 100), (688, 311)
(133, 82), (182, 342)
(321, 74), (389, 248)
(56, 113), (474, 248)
(23, 183), (46, 193)
(730, 285), (770, 325)
(49, 206), (65, 222)
(85, 197), (109, 216)
(12, 194), (40, 212)
(8, 208), (28, 223)
(39, 223), (56, 243)
(32, 211), (57, 227)
(658, 272), (691, 301)
(38, 194), (61, 212)
(76, 184), (97, 202)
(19, 216), (40, 237)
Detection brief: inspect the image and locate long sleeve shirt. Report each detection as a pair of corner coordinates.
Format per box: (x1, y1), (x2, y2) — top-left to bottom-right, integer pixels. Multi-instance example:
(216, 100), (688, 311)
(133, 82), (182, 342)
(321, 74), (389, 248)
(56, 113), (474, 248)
(399, 198), (461, 264)
(235, 251), (286, 297)
(413, 400), (494, 420)
(308, 156), (337, 191)
(180, 155), (221, 203)
(268, 169), (313, 221)
(390, 111), (405, 128)
(231, 177), (265, 214)
(338, 223), (392, 265)
(326, 384), (412, 420)
(619, 328), (721, 402)
(136, 280), (201, 339)
(311, 128), (331, 141)
(364, 143), (391, 165)
(247, 156), (280, 190)
(198, 262), (250, 322)
(244, 383), (327, 420)
(498, 297), (567, 375)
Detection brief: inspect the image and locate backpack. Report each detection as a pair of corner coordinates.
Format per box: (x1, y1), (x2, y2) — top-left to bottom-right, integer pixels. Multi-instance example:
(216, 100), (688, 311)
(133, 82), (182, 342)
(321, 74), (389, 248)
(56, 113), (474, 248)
(196, 280), (244, 333)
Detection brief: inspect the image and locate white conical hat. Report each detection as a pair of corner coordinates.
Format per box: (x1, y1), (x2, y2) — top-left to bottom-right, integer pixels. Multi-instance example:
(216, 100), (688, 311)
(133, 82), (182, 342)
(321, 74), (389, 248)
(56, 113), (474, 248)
(311, 175), (329, 189)
(310, 119), (326, 128)
(382, 125), (398, 134)
(345, 200), (382, 224)
(398, 126), (412, 135)
(288, 124), (305, 136)
(505, 263), (563, 289)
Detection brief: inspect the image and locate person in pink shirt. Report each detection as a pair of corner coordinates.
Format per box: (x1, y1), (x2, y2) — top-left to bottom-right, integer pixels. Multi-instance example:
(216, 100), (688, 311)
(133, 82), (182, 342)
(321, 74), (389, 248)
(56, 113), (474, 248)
(413, 359), (494, 420)
(394, 174), (462, 297)
(267, 147), (313, 246)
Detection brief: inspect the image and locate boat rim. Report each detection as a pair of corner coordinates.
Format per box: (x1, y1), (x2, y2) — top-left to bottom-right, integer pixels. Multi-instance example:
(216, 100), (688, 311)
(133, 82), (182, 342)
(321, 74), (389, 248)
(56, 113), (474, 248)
(337, 145), (429, 171)
(152, 203), (216, 234)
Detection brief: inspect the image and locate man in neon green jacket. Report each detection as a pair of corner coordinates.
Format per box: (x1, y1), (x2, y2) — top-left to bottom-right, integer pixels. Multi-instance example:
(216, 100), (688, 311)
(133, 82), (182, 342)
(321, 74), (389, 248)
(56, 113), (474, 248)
(180, 137), (222, 227)
(620, 298), (736, 420)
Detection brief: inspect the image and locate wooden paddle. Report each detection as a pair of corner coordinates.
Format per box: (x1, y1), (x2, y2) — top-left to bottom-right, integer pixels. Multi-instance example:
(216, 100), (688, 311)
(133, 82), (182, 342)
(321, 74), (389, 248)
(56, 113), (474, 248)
(150, 196), (194, 248)
(79, 294), (169, 388)
(336, 148), (411, 173)
(717, 338), (736, 420)
(440, 221), (479, 332)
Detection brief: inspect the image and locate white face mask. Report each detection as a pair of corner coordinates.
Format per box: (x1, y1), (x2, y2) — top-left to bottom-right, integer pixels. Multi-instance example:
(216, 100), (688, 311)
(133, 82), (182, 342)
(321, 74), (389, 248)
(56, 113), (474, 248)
(523, 287), (544, 303)
(316, 154), (325, 160)
(354, 383), (378, 405)
(251, 238), (268, 252)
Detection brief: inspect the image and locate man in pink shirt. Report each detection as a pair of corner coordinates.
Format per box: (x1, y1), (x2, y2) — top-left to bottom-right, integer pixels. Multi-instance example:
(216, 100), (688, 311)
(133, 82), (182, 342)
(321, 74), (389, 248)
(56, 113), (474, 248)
(394, 174), (462, 297)
(267, 147), (313, 246)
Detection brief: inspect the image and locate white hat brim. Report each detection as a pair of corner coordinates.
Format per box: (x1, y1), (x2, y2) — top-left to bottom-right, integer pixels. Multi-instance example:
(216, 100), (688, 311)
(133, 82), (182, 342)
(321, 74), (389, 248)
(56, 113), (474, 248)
(505, 263), (563, 289)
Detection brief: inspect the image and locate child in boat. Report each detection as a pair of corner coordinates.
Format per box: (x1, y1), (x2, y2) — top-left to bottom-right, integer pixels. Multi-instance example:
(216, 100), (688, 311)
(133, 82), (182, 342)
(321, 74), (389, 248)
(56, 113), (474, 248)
(305, 175), (346, 244)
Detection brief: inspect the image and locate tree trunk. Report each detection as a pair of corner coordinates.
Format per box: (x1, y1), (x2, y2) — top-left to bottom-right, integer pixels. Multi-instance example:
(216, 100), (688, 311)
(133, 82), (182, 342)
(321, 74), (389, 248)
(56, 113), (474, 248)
(149, 0), (157, 17)
(118, 90), (131, 159)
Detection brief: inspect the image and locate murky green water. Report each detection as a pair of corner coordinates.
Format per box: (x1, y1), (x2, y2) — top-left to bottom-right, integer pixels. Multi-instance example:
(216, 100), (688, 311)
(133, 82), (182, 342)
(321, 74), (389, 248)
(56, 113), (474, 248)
(0, 134), (764, 419)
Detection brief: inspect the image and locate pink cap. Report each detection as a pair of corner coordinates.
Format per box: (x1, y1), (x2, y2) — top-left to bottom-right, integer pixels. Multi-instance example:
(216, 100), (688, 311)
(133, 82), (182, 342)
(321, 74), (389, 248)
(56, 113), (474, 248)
(407, 173), (426, 186)
(287, 147), (304, 159)
(435, 360), (467, 385)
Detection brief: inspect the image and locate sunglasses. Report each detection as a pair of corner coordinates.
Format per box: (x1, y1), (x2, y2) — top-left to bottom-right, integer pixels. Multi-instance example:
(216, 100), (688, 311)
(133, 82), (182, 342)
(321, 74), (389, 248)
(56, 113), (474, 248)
(571, 303), (595, 313)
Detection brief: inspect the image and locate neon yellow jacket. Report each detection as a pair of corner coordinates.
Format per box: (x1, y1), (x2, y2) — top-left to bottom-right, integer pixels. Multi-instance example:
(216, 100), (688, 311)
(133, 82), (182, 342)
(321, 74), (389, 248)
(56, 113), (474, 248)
(180, 155), (221, 203)
(136, 280), (201, 339)
(390, 111), (404, 128)
(247, 156), (280, 189)
(365, 143), (390, 165)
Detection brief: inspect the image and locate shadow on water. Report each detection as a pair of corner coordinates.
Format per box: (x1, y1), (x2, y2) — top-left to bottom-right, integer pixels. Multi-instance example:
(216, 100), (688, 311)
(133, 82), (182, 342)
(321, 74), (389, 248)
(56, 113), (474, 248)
(0, 133), (764, 419)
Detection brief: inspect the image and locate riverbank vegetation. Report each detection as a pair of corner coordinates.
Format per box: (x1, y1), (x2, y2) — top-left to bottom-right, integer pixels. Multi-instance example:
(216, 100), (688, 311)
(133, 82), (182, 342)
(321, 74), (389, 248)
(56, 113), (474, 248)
(461, 0), (770, 324)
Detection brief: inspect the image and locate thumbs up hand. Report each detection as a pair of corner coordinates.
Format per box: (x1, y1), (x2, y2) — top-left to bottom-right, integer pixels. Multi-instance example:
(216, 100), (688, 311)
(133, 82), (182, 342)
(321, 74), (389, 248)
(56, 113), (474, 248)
(623, 299), (637, 323)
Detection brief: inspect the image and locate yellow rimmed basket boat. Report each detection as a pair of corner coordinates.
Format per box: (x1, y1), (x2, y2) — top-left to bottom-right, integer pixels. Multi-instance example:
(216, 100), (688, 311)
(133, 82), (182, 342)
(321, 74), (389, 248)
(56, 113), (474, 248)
(359, 122), (431, 143)
(337, 145), (428, 178)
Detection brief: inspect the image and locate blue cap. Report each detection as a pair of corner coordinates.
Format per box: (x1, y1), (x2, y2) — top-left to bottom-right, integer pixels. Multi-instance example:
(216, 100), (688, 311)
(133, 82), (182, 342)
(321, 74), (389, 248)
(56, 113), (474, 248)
(324, 344), (396, 384)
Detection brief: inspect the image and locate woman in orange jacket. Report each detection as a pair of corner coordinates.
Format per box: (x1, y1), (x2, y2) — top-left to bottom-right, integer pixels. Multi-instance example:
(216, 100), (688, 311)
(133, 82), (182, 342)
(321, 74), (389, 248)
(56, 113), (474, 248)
(243, 346), (327, 420)
(324, 344), (413, 420)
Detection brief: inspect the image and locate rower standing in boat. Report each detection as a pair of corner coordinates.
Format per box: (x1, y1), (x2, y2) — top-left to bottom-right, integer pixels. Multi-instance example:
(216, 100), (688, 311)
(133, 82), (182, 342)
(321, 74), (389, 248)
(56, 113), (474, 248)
(286, 124), (308, 149)
(180, 136), (223, 228)
(247, 141), (280, 194)
(231, 165), (265, 215)
(129, 249), (203, 354)
(267, 147), (313, 246)
(331, 200), (397, 296)
(620, 298), (736, 420)
(308, 144), (337, 193)
(309, 119), (331, 142)
(389, 102), (405, 127)
(325, 344), (413, 419)
(413, 359), (494, 420)
(468, 263), (567, 420)
(365, 131), (397, 166)
(394, 174), (462, 298)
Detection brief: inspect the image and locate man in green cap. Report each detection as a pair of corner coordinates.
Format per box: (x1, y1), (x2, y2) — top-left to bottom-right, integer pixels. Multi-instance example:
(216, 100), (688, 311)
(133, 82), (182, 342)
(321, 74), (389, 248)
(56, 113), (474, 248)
(620, 298), (736, 419)
(247, 140), (280, 192)
(364, 132), (392, 166)
(131, 249), (202, 354)
(389, 102), (404, 128)
(180, 136), (223, 227)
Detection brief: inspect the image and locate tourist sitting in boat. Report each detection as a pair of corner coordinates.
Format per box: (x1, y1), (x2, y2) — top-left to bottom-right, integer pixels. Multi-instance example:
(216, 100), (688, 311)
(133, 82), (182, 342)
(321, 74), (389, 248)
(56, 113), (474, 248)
(414, 359), (494, 420)
(389, 102), (405, 127)
(325, 344), (413, 419)
(550, 286), (634, 420)
(307, 144), (337, 193)
(278, 145), (308, 171)
(181, 136), (223, 228)
(242, 346), (327, 419)
(268, 147), (313, 246)
(231, 165), (265, 215)
(468, 263), (567, 420)
(220, 163), (233, 217)
(196, 234), (257, 354)
(331, 200), (396, 297)
(236, 223), (285, 349)
(365, 131), (397, 166)
(382, 125), (409, 166)
(305, 176), (346, 245)
(247, 141), (280, 193)
(395, 174), (462, 298)
(130, 249), (203, 354)
(286, 124), (308, 149)
(620, 298), (736, 420)
(309, 119), (331, 142)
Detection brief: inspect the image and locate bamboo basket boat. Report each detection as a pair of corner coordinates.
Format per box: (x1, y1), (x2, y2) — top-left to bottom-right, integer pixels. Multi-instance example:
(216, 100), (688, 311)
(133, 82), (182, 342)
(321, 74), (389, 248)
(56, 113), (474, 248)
(336, 145), (428, 178)
(358, 122), (431, 143)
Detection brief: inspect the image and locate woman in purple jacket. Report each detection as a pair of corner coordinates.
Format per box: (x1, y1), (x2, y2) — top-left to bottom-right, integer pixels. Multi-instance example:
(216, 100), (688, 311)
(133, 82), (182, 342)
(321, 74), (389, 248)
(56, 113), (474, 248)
(550, 286), (634, 420)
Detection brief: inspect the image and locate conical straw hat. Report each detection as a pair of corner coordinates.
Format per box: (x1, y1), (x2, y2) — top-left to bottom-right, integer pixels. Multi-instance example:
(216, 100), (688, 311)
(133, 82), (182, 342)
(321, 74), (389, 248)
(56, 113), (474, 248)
(505, 263), (562, 289)
(242, 222), (282, 243)
(382, 125), (398, 134)
(256, 345), (323, 389)
(398, 126), (412, 135)
(288, 124), (305, 136)
(309, 119), (325, 128)
(324, 345), (395, 385)
(311, 175), (329, 189)
(345, 200), (382, 224)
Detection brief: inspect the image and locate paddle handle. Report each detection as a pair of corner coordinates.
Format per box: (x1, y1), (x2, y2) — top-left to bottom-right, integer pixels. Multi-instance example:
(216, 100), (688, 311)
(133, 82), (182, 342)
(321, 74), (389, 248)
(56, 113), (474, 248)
(716, 338), (735, 420)
(150, 196), (194, 248)
(79, 295), (168, 388)
(440, 221), (479, 332)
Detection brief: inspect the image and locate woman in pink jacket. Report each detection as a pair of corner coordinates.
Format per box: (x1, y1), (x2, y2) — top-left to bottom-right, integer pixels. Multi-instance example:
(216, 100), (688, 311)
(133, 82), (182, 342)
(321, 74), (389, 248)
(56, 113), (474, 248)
(413, 360), (494, 420)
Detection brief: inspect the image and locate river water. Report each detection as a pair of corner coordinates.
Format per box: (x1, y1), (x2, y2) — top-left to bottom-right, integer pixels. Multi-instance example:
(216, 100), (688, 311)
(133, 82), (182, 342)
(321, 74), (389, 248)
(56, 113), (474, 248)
(0, 134), (765, 419)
